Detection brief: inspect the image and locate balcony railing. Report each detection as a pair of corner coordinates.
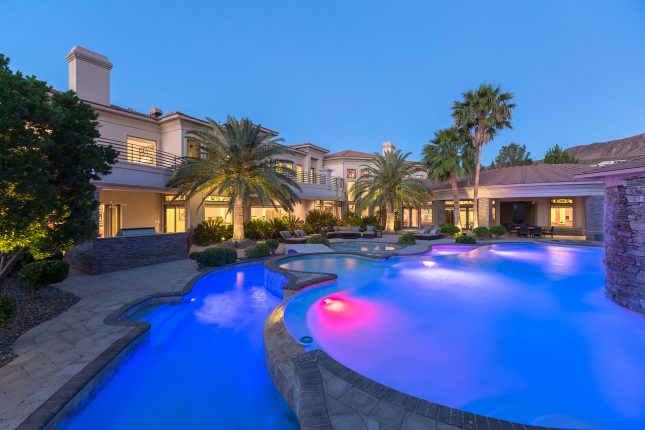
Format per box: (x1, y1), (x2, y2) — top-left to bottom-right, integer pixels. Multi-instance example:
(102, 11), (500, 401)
(286, 172), (344, 189)
(96, 138), (181, 169)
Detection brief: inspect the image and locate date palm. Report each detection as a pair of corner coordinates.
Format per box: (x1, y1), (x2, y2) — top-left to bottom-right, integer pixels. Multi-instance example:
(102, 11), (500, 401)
(353, 149), (430, 232)
(423, 128), (475, 227)
(452, 84), (515, 227)
(167, 116), (301, 240)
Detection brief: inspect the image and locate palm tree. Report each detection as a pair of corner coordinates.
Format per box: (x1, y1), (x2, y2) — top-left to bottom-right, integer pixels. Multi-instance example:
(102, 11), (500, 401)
(422, 128), (475, 228)
(167, 116), (302, 240)
(352, 149), (430, 232)
(452, 84), (515, 227)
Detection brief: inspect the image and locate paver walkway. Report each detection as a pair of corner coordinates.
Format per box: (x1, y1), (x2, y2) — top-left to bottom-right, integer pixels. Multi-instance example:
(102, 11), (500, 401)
(0, 259), (198, 430)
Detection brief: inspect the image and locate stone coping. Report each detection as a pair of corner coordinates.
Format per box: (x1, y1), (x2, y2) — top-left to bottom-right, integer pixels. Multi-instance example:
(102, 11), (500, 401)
(16, 258), (270, 430)
(264, 243), (582, 430)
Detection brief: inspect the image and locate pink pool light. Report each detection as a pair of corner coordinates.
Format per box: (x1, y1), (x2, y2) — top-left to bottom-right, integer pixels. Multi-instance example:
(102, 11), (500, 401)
(322, 297), (346, 312)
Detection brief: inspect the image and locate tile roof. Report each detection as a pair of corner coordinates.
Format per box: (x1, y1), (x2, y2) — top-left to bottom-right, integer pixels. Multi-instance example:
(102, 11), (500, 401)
(325, 150), (376, 159)
(577, 156), (645, 176)
(428, 163), (595, 191)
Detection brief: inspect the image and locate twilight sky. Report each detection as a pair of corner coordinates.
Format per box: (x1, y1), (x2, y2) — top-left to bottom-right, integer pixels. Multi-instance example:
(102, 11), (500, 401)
(2, 0), (644, 163)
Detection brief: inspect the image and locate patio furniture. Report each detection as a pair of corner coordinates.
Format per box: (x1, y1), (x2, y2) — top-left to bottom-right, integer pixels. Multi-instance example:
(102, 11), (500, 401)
(542, 226), (554, 238)
(362, 225), (377, 239)
(532, 226), (543, 238)
(327, 226), (362, 239)
(414, 226), (443, 241)
(518, 225), (530, 237)
(279, 230), (307, 244)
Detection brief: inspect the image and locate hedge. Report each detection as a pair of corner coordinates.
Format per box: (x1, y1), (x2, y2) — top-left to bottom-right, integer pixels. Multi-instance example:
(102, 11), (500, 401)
(455, 235), (476, 244)
(397, 232), (416, 245)
(189, 247), (237, 267)
(18, 260), (69, 291)
(0, 294), (16, 327)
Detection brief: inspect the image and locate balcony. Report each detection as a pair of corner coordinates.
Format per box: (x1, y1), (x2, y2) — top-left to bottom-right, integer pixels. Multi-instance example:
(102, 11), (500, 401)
(97, 138), (180, 169)
(289, 172), (346, 200)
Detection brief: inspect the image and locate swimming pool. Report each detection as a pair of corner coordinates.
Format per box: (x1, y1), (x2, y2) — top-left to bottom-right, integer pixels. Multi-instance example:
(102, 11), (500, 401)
(282, 243), (645, 429)
(330, 241), (403, 253)
(57, 264), (298, 430)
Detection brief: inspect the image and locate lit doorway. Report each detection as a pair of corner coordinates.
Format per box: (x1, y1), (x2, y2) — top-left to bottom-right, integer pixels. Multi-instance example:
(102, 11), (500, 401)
(99, 204), (122, 237)
(165, 206), (186, 233)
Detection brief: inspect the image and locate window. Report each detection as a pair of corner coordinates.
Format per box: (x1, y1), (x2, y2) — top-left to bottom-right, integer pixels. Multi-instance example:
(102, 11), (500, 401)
(98, 204), (121, 238)
(165, 207), (186, 233)
(421, 208), (432, 225)
(126, 136), (157, 165)
(346, 180), (356, 200)
(205, 206), (232, 224)
(296, 165), (303, 181)
(310, 167), (316, 182)
(360, 168), (369, 177)
(551, 205), (573, 227)
(346, 168), (356, 179)
(187, 138), (200, 158)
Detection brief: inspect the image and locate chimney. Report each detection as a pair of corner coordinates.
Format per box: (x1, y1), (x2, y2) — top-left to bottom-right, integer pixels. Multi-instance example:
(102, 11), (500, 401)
(66, 46), (112, 105)
(382, 141), (396, 154)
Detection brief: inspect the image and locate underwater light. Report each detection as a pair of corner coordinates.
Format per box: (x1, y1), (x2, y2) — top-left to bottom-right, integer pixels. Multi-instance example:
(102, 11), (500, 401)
(422, 261), (437, 268)
(190, 298), (196, 302)
(322, 297), (346, 312)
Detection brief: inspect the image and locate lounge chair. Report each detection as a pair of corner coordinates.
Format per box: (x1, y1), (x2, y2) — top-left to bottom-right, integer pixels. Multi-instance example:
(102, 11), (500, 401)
(279, 230), (307, 244)
(518, 225), (529, 237)
(327, 226), (362, 239)
(542, 226), (554, 238)
(414, 226), (443, 241)
(361, 225), (377, 239)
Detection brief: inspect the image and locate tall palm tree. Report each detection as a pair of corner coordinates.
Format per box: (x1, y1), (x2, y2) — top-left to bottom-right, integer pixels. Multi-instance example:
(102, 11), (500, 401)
(422, 128), (475, 228)
(167, 116), (302, 240)
(452, 84), (515, 227)
(353, 149), (430, 232)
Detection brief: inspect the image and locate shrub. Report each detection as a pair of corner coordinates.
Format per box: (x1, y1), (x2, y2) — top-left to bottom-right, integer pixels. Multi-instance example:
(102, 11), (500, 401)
(440, 223), (461, 237)
(282, 214), (304, 232)
(490, 225), (507, 238)
(243, 219), (272, 240)
(306, 235), (330, 247)
(265, 239), (280, 255)
(472, 227), (490, 239)
(0, 294), (16, 327)
(244, 243), (271, 259)
(397, 232), (416, 245)
(18, 260), (69, 291)
(189, 247), (237, 267)
(360, 216), (380, 230)
(267, 218), (288, 239)
(302, 223), (316, 235)
(455, 235), (476, 244)
(305, 209), (339, 233)
(192, 218), (231, 245)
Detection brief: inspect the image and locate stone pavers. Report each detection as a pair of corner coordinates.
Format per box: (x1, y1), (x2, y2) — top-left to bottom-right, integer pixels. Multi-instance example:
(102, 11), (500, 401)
(0, 259), (198, 430)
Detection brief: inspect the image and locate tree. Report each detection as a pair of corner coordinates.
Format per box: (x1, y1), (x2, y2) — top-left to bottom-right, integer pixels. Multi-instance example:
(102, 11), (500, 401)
(0, 54), (117, 273)
(452, 84), (515, 227)
(352, 149), (430, 232)
(493, 143), (533, 168)
(544, 144), (578, 164)
(422, 128), (475, 227)
(167, 116), (302, 240)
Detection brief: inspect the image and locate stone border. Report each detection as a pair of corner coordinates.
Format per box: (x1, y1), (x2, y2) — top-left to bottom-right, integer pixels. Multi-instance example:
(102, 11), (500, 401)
(264, 243), (586, 430)
(17, 258), (270, 430)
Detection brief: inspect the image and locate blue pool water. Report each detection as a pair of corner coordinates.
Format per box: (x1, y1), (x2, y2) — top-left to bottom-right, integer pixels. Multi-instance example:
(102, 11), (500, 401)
(57, 265), (298, 430)
(282, 243), (645, 429)
(330, 241), (403, 253)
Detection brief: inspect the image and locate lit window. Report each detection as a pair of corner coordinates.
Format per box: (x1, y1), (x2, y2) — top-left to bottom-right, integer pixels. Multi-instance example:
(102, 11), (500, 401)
(126, 136), (157, 165)
(347, 169), (356, 179)
(550, 205), (573, 227)
(187, 139), (200, 158)
(360, 168), (369, 177)
(346, 180), (356, 200)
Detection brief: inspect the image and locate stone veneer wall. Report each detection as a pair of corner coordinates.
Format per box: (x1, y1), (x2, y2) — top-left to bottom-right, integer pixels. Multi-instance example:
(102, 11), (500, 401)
(477, 198), (491, 227)
(585, 195), (605, 241)
(67, 233), (189, 275)
(604, 177), (645, 313)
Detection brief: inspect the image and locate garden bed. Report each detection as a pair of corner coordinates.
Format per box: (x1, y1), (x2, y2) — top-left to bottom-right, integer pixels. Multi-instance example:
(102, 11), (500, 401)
(0, 277), (79, 368)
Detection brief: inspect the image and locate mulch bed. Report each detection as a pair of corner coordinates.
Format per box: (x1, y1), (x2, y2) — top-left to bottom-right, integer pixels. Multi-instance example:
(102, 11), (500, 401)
(0, 277), (80, 368)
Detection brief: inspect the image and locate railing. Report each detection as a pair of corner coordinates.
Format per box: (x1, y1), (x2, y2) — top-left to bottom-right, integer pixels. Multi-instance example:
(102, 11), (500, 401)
(285, 172), (344, 189)
(96, 138), (181, 169)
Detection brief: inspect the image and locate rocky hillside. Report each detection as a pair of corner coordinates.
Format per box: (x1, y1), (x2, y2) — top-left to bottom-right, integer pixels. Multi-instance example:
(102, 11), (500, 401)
(566, 133), (645, 165)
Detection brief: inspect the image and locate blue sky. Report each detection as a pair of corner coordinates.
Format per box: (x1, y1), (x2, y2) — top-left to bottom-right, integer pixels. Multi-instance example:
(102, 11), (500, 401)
(2, 0), (644, 163)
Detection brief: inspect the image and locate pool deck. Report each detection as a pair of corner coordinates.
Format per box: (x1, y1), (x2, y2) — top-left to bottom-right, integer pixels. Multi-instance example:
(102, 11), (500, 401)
(0, 259), (199, 430)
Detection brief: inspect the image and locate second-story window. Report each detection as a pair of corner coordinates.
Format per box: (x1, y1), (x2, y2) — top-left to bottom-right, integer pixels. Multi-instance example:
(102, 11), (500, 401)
(346, 168), (356, 179)
(126, 136), (157, 165)
(187, 139), (200, 158)
(296, 165), (303, 181)
(360, 168), (369, 177)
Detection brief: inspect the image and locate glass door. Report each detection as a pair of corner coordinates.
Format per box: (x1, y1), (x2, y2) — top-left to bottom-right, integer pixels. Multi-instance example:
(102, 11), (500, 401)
(99, 204), (122, 237)
(165, 206), (186, 233)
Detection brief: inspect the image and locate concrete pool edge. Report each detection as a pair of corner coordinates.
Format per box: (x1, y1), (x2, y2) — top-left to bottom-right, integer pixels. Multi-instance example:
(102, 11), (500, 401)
(263, 244), (585, 430)
(16, 258), (272, 430)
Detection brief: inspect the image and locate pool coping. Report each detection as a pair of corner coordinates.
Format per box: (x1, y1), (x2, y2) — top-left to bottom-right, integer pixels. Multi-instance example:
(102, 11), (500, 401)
(16, 258), (271, 430)
(264, 243), (584, 430)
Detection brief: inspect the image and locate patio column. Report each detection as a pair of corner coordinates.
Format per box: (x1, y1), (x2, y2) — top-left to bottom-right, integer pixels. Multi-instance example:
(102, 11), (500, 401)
(432, 200), (446, 225)
(604, 177), (645, 314)
(584, 195), (604, 241)
(477, 198), (491, 228)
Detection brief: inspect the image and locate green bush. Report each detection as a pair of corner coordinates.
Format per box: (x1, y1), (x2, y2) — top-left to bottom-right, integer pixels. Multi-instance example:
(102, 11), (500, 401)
(305, 209), (339, 233)
(192, 218), (231, 245)
(265, 239), (280, 255)
(397, 232), (416, 245)
(18, 260), (69, 291)
(306, 235), (330, 247)
(472, 226), (490, 239)
(302, 223), (316, 235)
(189, 247), (237, 267)
(455, 235), (476, 244)
(282, 214), (304, 232)
(244, 243), (271, 259)
(490, 225), (507, 237)
(267, 218), (288, 239)
(243, 219), (273, 240)
(440, 223), (461, 237)
(0, 294), (16, 327)
(360, 216), (380, 230)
